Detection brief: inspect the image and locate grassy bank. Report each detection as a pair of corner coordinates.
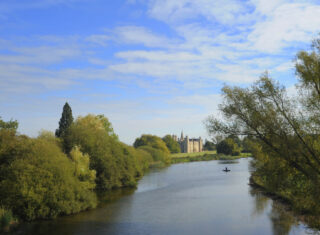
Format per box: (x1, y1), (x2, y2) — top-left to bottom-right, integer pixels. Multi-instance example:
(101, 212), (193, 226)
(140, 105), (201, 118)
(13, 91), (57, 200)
(171, 152), (250, 164)
(171, 150), (216, 158)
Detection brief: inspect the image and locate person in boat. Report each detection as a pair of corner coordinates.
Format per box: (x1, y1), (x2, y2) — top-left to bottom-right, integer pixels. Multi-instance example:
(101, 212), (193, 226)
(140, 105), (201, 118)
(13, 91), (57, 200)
(223, 167), (230, 172)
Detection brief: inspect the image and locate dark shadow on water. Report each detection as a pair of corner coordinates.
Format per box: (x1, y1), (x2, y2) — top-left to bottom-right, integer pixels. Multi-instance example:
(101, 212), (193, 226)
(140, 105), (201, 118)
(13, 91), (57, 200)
(218, 160), (239, 164)
(7, 187), (137, 235)
(97, 187), (136, 204)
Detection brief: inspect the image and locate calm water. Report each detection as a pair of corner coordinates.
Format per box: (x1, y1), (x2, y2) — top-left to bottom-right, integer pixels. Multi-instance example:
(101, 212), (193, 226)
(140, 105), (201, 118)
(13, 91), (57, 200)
(9, 158), (319, 235)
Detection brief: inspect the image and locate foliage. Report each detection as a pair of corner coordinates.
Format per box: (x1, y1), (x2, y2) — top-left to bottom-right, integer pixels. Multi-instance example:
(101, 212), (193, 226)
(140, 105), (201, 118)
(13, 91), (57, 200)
(0, 117), (18, 131)
(0, 132), (97, 221)
(69, 146), (96, 190)
(203, 140), (215, 151)
(55, 102), (74, 153)
(96, 114), (118, 140)
(137, 145), (171, 165)
(134, 134), (170, 154)
(162, 135), (181, 153)
(205, 37), (320, 220)
(216, 138), (240, 156)
(0, 207), (16, 230)
(68, 114), (151, 190)
(241, 136), (252, 153)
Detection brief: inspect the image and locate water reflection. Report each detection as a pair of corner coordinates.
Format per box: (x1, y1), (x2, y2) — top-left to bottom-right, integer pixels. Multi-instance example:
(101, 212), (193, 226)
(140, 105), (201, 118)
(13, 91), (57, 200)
(218, 160), (239, 164)
(249, 188), (308, 235)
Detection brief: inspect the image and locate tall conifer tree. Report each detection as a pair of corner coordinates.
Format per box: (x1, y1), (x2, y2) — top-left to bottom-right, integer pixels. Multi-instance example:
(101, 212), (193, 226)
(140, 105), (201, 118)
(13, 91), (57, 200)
(55, 102), (73, 138)
(56, 102), (74, 153)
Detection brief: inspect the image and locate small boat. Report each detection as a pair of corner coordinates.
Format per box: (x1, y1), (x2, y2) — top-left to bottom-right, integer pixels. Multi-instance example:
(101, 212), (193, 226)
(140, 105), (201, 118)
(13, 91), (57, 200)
(223, 167), (231, 172)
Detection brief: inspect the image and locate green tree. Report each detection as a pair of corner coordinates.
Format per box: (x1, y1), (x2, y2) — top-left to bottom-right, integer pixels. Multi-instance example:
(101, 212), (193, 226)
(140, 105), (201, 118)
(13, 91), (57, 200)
(55, 102), (74, 153)
(0, 117), (18, 131)
(68, 114), (146, 189)
(134, 134), (170, 154)
(138, 145), (171, 164)
(162, 135), (181, 153)
(216, 138), (240, 156)
(203, 140), (215, 151)
(205, 37), (320, 216)
(0, 133), (97, 221)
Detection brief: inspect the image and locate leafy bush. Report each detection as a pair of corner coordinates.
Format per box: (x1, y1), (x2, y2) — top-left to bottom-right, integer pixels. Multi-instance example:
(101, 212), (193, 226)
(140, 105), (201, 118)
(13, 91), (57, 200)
(134, 134), (170, 154)
(203, 140), (215, 151)
(68, 114), (149, 190)
(0, 207), (16, 230)
(138, 146), (171, 164)
(162, 135), (181, 153)
(216, 138), (240, 156)
(0, 132), (97, 221)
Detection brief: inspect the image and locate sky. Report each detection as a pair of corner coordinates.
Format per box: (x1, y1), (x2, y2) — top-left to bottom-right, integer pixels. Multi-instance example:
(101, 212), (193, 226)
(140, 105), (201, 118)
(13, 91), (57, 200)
(1, 0), (320, 144)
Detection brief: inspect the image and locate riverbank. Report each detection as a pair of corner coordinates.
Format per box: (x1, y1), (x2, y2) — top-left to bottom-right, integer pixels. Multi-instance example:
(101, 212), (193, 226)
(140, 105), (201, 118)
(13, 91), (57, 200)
(249, 176), (320, 230)
(171, 152), (251, 164)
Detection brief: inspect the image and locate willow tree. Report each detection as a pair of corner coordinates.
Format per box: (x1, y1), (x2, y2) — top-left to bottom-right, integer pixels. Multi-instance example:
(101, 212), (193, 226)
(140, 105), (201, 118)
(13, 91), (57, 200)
(205, 38), (320, 197)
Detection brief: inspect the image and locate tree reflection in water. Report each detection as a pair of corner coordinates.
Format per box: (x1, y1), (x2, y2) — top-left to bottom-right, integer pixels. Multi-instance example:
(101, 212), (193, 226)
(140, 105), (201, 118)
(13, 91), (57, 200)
(250, 188), (299, 235)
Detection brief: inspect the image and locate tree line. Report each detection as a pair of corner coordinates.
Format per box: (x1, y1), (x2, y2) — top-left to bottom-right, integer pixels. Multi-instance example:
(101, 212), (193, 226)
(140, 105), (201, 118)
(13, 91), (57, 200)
(0, 103), (175, 229)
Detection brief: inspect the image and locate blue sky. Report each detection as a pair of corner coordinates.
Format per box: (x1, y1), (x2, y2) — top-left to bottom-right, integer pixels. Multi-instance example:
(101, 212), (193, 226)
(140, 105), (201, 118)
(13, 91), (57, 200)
(1, 0), (320, 144)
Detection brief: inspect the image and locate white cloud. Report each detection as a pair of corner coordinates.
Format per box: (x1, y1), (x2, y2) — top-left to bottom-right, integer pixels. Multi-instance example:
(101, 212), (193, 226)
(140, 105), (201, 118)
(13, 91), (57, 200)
(148, 0), (249, 25)
(251, 0), (286, 15)
(0, 46), (81, 65)
(85, 35), (110, 46)
(274, 61), (295, 72)
(248, 2), (320, 53)
(114, 26), (178, 48)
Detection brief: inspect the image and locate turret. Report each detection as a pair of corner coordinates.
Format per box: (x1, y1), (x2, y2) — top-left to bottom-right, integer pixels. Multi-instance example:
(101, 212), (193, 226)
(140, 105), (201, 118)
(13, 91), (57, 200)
(181, 131), (184, 141)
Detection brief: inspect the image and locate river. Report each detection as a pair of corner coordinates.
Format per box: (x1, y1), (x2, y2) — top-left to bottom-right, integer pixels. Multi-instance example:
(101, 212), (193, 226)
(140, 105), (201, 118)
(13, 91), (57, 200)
(9, 158), (319, 235)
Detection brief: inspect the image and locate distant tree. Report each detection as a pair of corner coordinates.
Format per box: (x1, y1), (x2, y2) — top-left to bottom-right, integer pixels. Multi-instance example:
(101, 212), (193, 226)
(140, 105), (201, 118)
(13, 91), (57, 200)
(162, 135), (181, 153)
(216, 138), (240, 156)
(55, 102), (73, 138)
(203, 140), (215, 151)
(55, 102), (74, 153)
(241, 136), (252, 153)
(211, 135), (223, 145)
(0, 117), (18, 131)
(227, 134), (241, 147)
(133, 134), (170, 154)
(96, 114), (118, 140)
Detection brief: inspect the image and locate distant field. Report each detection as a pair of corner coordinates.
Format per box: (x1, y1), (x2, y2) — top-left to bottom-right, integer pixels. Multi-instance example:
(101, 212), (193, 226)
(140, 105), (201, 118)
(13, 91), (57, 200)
(171, 150), (217, 158)
(170, 151), (251, 164)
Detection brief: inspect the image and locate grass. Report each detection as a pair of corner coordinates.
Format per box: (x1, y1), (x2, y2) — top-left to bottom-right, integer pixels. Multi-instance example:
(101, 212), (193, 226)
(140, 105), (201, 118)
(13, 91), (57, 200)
(171, 150), (217, 158)
(170, 151), (251, 164)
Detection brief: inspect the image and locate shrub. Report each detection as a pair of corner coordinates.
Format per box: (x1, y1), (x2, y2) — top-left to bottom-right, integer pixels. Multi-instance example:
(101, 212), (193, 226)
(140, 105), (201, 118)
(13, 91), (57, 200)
(216, 138), (240, 156)
(68, 115), (147, 190)
(138, 146), (171, 164)
(0, 133), (97, 221)
(134, 135), (170, 154)
(162, 135), (181, 153)
(0, 207), (16, 230)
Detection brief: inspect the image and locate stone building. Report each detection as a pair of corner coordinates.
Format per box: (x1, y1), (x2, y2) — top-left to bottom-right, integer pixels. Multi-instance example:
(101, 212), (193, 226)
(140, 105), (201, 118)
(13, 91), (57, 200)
(172, 131), (203, 153)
